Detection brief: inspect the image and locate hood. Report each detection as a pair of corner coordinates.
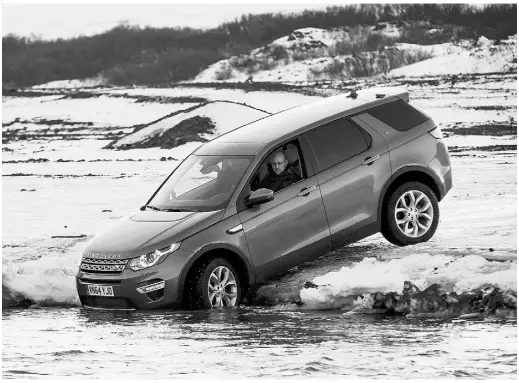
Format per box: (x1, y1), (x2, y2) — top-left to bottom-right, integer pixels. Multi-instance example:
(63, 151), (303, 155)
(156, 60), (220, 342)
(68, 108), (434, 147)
(84, 210), (224, 258)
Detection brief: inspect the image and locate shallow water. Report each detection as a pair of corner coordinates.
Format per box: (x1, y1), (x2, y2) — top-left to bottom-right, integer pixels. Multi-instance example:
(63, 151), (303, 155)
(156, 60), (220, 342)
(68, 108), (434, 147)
(2, 307), (516, 379)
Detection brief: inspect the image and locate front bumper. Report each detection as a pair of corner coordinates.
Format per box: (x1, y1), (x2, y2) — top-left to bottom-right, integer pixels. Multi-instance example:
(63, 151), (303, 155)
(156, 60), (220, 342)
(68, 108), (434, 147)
(76, 248), (192, 310)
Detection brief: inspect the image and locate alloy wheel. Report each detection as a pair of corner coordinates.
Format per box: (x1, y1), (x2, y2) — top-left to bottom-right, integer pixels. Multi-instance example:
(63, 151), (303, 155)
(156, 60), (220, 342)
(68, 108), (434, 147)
(394, 190), (434, 238)
(207, 266), (238, 307)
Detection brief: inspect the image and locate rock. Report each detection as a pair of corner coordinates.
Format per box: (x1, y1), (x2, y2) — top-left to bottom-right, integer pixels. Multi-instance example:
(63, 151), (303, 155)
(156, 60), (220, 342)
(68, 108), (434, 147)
(303, 281), (318, 289)
(494, 307), (517, 319)
(502, 289), (517, 308)
(489, 248), (495, 252)
(458, 313), (483, 320)
(102, 209), (112, 213)
(160, 157), (167, 161)
(2, 284), (34, 308)
(402, 280), (420, 295)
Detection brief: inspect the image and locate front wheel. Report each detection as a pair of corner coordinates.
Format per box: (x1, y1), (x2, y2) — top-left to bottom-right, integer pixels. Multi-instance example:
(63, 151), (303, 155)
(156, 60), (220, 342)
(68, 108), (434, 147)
(185, 257), (241, 309)
(382, 182), (440, 246)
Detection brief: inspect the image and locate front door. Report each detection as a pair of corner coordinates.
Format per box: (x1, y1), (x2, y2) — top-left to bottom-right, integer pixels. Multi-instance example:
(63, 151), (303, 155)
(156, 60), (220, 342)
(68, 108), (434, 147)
(238, 176), (330, 280)
(237, 138), (331, 281)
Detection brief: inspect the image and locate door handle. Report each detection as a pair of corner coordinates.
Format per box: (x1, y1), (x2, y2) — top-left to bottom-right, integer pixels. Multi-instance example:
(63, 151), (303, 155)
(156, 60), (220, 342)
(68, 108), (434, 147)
(362, 155), (380, 166)
(297, 185), (317, 197)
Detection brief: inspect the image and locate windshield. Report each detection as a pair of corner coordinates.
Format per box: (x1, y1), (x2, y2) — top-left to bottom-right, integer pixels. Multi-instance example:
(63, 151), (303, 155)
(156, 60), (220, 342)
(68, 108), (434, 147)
(148, 155), (253, 212)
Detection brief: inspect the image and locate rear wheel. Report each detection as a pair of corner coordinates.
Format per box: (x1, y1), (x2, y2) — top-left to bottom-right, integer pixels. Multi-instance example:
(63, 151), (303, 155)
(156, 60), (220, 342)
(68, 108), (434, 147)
(382, 182), (439, 246)
(185, 257), (241, 309)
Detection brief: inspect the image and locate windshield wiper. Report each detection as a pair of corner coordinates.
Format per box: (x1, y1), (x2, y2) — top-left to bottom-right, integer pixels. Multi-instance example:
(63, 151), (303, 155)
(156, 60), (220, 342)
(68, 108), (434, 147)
(162, 208), (195, 212)
(141, 205), (196, 213)
(141, 205), (162, 211)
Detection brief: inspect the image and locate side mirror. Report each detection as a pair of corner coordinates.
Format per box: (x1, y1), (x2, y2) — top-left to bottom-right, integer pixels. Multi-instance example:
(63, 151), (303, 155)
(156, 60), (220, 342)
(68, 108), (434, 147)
(246, 188), (274, 207)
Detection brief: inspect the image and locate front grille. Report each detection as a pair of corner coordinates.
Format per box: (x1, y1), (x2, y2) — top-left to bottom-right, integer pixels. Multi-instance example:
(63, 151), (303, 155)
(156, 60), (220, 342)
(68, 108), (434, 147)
(82, 257), (127, 265)
(80, 258), (129, 274)
(80, 296), (137, 310)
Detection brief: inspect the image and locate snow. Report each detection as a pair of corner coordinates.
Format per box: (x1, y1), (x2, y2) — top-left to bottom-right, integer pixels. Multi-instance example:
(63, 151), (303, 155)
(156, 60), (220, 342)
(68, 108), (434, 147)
(32, 76), (107, 89)
(193, 28), (516, 83)
(2, 95), (190, 126)
(3, 251), (82, 306)
(111, 101), (269, 149)
(389, 37), (517, 77)
(114, 87), (322, 113)
(270, 27), (348, 50)
(300, 254), (517, 310)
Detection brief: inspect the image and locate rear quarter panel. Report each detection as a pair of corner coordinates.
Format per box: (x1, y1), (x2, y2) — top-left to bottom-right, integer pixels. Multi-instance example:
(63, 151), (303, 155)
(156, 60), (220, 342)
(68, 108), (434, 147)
(354, 113), (437, 172)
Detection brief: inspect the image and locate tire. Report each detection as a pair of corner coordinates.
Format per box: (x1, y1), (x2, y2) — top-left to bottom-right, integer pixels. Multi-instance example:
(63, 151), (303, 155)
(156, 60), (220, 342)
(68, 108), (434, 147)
(185, 257), (241, 309)
(382, 182), (440, 246)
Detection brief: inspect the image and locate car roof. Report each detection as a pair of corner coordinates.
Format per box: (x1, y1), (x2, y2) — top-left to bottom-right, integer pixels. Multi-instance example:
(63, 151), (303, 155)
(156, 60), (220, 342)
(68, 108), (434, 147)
(195, 88), (409, 156)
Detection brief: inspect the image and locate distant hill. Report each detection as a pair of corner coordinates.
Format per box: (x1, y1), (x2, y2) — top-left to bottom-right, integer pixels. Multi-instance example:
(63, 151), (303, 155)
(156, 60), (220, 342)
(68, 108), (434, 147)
(192, 27), (517, 82)
(2, 4), (516, 88)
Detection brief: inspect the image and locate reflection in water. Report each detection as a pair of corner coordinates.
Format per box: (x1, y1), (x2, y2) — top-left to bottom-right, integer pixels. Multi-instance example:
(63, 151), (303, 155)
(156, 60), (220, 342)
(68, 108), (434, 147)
(3, 307), (517, 379)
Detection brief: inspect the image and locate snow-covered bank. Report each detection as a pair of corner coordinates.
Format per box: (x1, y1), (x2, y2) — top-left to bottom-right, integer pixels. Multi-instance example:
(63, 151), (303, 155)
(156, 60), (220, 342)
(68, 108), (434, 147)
(300, 254), (516, 315)
(107, 101), (269, 150)
(2, 242), (85, 308)
(3, 250), (516, 315)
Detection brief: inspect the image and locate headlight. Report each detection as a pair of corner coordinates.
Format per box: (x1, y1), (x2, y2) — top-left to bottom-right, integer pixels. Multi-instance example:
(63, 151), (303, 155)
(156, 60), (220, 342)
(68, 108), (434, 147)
(128, 243), (180, 271)
(77, 252), (84, 267)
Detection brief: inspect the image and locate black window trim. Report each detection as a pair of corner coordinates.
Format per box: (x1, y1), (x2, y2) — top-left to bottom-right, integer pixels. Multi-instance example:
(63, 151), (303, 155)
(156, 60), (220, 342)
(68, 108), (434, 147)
(305, 116), (373, 174)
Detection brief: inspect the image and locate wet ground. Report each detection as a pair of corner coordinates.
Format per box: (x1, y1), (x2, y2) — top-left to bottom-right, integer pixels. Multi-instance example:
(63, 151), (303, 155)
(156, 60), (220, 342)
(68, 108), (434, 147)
(2, 307), (517, 379)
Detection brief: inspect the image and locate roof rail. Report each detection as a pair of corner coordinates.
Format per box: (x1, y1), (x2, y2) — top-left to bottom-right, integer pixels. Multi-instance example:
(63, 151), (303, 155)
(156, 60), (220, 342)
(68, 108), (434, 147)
(350, 88), (409, 102)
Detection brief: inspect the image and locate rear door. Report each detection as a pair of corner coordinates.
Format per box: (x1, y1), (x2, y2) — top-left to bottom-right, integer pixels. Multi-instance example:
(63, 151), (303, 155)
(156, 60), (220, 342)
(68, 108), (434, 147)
(305, 117), (391, 250)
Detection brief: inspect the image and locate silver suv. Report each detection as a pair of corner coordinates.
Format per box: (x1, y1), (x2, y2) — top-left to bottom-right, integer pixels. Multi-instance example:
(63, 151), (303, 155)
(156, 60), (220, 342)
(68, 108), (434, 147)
(76, 89), (452, 310)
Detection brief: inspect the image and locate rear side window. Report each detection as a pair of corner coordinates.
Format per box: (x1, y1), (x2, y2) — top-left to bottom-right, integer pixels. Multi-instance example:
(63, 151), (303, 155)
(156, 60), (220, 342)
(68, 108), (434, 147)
(367, 99), (429, 132)
(307, 118), (370, 171)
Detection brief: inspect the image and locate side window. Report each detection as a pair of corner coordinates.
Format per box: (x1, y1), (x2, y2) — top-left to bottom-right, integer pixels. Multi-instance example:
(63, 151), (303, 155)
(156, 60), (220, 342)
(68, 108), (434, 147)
(367, 99), (429, 132)
(250, 140), (305, 194)
(237, 138), (309, 211)
(307, 118), (370, 172)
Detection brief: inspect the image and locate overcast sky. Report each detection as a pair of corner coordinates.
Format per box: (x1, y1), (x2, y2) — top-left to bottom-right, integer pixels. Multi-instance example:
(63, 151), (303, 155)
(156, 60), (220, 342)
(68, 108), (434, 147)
(2, 2), (334, 40)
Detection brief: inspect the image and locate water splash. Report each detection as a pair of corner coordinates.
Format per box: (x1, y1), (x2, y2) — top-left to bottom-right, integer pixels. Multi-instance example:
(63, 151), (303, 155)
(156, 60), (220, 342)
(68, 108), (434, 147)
(2, 246), (83, 307)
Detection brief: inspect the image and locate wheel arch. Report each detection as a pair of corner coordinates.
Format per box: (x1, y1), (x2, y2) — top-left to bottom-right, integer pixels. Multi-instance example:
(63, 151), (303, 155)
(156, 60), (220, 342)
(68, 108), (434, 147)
(179, 243), (254, 306)
(378, 166), (443, 224)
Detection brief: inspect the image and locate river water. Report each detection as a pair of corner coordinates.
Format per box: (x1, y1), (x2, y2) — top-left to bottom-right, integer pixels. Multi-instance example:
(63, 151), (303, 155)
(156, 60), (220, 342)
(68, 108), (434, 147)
(2, 307), (517, 379)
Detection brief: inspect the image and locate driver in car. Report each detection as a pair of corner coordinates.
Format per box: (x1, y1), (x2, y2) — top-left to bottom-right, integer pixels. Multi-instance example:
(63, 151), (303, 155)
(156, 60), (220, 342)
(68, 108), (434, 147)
(257, 151), (301, 193)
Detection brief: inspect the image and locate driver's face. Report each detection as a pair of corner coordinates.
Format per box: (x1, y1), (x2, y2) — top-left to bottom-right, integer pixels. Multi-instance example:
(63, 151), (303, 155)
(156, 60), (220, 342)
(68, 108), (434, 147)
(271, 154), (287, 175)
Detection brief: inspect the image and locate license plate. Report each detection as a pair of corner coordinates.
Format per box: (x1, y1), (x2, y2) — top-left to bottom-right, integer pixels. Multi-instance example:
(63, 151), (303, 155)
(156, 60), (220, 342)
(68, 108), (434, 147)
(87, 285), (114, 296)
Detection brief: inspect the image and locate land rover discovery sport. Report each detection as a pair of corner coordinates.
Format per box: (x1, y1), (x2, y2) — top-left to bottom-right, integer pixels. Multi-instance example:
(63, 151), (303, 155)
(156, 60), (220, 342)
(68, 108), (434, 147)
(76, 88), (452, 310)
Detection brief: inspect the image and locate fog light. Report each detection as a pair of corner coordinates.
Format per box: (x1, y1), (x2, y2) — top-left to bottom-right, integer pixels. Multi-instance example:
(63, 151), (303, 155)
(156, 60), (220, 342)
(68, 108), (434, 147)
(137, 281), (165, 294)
